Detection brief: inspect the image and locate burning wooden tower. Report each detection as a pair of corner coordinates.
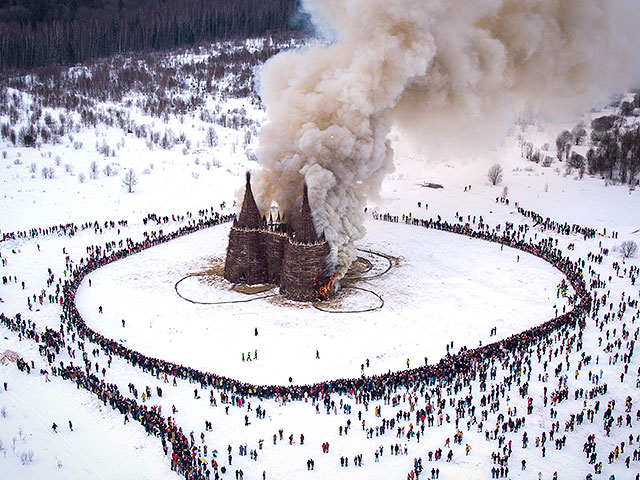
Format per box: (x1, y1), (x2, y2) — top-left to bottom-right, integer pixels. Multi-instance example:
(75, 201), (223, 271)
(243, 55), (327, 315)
(223, 172), (332, 301)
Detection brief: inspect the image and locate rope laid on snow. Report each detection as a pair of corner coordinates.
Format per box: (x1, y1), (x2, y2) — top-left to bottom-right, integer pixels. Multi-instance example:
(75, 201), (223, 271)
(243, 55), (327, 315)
(313, 286), (384, 313)
(174, 274), (278, 305)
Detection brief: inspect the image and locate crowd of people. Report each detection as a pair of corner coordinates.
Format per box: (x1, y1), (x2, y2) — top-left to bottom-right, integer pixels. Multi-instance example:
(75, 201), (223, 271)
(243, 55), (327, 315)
(1, 200), (639, 479)
(515, 207), (599, 240)
(0, 219), (128, 242)
(60, 210), (591, 404)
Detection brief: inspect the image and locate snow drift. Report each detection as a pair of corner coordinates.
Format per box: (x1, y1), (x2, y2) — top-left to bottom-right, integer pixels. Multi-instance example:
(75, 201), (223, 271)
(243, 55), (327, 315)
(253, 0), (640, 277)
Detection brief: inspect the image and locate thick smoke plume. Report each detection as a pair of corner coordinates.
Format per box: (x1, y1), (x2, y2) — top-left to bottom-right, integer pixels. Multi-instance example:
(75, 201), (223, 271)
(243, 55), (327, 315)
(253, 0), (640, 278)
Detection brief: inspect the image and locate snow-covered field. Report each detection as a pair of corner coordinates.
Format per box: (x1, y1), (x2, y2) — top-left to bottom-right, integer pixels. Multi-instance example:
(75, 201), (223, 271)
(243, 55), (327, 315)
(76, 219), (567, 385)
(1, 54), (640, 480)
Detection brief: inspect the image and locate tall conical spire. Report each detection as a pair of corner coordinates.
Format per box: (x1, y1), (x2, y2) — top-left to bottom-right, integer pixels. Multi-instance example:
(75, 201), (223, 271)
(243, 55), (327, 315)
(236, 171), (262, 229)
(295, 183), (319, 244)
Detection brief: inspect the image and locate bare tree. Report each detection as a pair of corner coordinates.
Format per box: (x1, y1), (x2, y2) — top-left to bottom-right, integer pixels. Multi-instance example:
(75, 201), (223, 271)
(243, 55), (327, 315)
(487, 163), (504, 185)
(556, 130), (572, 161)
(205, 126), (218, 147)
(20, 450), (34, 465)
(567, 152), (586, 170)
(621, 240), (638, 259)
(571, 122), (587, 145)
(18, 126), (37, 147)
(243, 129), (252, 146)
(89, 161), (99, 179)
(41, 166), (55, 179)
(96, 140), (110, 156)
(104, 163), (119, 177)
(122, 169), (138, 193)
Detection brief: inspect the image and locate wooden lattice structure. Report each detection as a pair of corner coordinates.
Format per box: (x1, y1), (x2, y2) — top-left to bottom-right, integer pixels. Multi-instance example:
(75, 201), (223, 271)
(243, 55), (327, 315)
(223, 173), (330, 301)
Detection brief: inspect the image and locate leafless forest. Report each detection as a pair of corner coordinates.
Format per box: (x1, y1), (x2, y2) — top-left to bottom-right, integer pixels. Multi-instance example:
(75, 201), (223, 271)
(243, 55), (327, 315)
(0, 0), (304, 70)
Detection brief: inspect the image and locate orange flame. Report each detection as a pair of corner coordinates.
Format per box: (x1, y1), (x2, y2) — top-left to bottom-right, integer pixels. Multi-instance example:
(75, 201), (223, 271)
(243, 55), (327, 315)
(314, 272), (336, 301)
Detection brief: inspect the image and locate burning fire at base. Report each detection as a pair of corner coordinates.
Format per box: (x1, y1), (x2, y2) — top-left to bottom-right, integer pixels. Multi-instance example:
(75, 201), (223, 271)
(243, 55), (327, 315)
(314, 272), (337, 302)
(224, 173), (331, 302)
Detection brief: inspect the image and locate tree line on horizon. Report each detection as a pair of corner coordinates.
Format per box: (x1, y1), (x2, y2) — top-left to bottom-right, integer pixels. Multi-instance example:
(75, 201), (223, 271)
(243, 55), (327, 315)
(0, 0), (304, 71)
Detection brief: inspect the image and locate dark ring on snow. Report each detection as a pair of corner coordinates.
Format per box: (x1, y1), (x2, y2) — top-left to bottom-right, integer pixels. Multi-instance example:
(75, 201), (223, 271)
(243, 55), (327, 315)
(174, 249), (392, 309)
(349, 248), (394, 279)
(313, 286), (384, 313)
(174, 273), (278, 305)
